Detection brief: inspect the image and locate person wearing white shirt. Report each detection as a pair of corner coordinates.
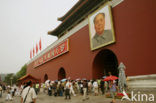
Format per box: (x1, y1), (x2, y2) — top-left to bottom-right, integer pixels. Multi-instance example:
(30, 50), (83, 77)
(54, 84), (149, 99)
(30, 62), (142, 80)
(93, 80), (98, 96)
(6, 86), (13, 101)
(69, 81), (76, 96)
(21, 81), (37, 103)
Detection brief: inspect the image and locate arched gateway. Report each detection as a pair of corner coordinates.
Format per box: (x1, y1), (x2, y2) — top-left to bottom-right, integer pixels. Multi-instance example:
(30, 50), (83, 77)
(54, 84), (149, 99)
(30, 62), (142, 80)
(58, 68), (66, 80)
(93, 49), (119, 79)
(44, 74), (48, 82)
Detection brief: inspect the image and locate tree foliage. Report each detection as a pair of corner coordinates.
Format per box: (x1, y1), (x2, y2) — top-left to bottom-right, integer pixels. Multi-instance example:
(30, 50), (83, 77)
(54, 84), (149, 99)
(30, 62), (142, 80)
(4, 64), (27, 85)
(16, 64), (27, 80)
(4, 73), (17, 85)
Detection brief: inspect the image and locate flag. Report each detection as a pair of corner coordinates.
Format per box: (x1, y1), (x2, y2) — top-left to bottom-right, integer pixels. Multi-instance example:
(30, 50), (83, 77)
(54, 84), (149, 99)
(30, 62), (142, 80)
(30, 49), (32, 59)
(39, 38), (42, 51)
(36, 43), (38, 54)
(33, 47), (35, 57)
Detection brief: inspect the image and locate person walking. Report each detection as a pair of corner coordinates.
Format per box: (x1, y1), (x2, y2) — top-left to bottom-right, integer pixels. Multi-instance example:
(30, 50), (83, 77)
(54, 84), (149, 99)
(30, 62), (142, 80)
(58, 82), (64, 96)
(109, 80), (118, 103)
(88, 80), (92, 94)
(93, 80), (98, 96)
(48, 84), (52, 96)
(82, 80), (89, 101)
(64, 80), (71, 100)
(0, 85), (2, 97)
(69, 80), (76, 96)
(21, 81), (37, 103)
(35, 83), (40, 95)
(2, 85), (6, 93)
(100, 79), (105, 95)
(6, 85), (13, 101)
(15, 86), (21, 96)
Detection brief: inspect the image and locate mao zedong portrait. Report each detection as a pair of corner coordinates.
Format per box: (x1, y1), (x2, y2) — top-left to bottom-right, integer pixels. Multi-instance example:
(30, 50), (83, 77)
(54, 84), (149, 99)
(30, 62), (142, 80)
(92, 13), (113, 49)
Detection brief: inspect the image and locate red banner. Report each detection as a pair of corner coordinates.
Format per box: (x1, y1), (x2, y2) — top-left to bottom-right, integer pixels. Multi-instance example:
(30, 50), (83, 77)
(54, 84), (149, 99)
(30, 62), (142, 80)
(34, 39), (69, 68)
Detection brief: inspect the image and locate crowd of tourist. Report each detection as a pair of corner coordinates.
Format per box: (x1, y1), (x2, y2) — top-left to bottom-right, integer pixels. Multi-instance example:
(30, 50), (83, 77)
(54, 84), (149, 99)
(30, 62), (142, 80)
(39, 78), (119, 103)
(0, 75), (127, 103)
(0, 84), (22, 101)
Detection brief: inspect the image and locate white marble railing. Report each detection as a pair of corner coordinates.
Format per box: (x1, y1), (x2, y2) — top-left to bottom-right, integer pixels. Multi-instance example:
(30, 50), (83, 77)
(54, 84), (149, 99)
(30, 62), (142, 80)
(127, 74), (156, 88)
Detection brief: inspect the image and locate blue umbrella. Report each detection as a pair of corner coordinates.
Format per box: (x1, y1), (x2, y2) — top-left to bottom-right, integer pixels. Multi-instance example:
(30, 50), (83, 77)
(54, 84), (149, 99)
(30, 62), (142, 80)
(82, 78), (86, 80)
(102, 76), (107, 79)
(61, 78), (67, 82)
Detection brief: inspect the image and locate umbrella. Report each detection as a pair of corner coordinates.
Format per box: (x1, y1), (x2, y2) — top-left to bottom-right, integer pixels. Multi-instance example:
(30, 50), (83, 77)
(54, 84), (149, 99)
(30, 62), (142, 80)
(118, 62), (127, 92)
(82, 78), (86, 80)
(76, 78), (80, 81)
(104, 75), (118, 81)
(61, 78), (67, 82)
(102, 76), (107, 79)
(45, 80), (50, 84)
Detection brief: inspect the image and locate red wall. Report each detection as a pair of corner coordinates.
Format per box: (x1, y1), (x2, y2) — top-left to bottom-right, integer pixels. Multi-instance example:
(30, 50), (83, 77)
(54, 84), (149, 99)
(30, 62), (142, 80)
(27, 0), (156, 82)
(110, 0), (156, 76)
(27, 26), (94, 81)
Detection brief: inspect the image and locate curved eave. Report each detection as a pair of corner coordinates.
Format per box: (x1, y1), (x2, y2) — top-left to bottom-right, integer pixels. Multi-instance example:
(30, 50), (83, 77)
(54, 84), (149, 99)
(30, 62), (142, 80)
(18, 74), (40, 81)
(48, 0), (108, 37)
(57, 0), (86, 21)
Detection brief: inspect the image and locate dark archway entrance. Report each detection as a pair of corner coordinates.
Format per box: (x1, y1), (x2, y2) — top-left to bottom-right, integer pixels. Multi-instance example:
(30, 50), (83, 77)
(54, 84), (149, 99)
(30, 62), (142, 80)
(58, 68), (66, 80)
(44, 74), (48, 82)
(93, 49), (119, 79)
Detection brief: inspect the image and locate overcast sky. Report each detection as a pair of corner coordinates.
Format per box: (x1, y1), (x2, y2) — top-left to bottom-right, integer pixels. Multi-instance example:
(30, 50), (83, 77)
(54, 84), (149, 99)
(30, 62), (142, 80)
(0, 0), (78, 74)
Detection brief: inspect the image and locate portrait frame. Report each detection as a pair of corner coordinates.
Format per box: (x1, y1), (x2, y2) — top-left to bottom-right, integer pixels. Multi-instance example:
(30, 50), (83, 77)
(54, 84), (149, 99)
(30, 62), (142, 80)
(88, 2), (116, 51)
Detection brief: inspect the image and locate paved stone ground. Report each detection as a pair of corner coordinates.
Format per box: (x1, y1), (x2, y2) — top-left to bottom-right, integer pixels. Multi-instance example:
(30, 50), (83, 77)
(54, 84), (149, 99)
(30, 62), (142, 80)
(0, 88), (155, 103)
(0, 92), (121, 103)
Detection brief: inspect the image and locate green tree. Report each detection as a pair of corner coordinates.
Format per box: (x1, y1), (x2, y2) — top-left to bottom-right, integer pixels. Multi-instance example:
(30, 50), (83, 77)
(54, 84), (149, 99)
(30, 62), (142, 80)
(4, 73), (17, 85)
(3, 64), (27, 85)
(16, 64), (27, 80)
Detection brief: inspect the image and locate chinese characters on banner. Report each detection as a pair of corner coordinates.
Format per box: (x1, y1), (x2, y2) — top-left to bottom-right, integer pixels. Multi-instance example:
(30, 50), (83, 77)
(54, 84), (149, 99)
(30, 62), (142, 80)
(34, 39), (69, 68)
